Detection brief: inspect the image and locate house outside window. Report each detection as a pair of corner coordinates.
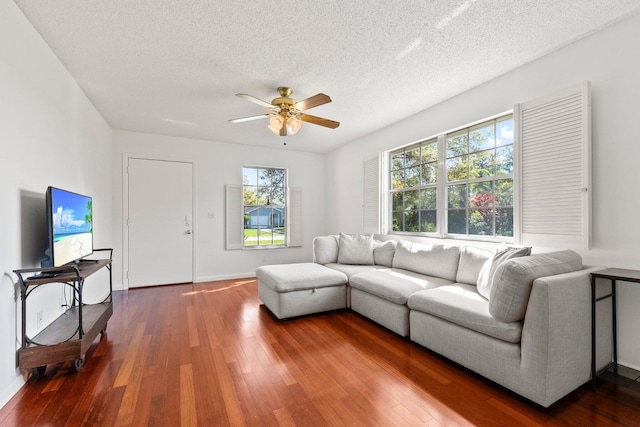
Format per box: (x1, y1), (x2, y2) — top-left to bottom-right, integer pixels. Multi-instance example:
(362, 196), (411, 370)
(243, 166), (287, 247)
(388, 114), (514, 240)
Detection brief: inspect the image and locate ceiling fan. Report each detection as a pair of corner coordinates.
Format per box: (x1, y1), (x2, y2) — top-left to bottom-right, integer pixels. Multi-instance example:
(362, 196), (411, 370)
(229, 87), (340, 137)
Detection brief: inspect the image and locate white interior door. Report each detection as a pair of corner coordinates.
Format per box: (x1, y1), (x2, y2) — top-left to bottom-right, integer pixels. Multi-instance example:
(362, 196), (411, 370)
(128, 158), (193, 287)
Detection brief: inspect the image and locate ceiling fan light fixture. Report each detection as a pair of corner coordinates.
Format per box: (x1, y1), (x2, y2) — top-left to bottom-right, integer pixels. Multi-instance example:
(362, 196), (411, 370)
(287, 116), (302, 135)
(269, 114), (284, 129)
(268, 114), (284, 135)
(231, 86), (339, 138)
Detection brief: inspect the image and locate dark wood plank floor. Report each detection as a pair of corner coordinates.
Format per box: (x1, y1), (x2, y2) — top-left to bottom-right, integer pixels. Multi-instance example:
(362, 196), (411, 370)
(1, 278), (639, 426)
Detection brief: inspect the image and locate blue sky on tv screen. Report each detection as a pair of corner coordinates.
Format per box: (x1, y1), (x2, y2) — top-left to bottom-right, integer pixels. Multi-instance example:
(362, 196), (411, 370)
(52, 188), (92, 235)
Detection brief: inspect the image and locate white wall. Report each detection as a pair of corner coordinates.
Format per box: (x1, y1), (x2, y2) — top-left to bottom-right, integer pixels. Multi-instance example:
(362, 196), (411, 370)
(112, 130), (325, 288)
(0, 1), (113, 408)
(3, 0), (638, 409)
(325, 12), (640, 369)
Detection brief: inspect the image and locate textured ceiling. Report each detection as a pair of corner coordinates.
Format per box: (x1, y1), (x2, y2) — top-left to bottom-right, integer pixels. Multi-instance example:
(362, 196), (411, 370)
(13, 1), (640, 153)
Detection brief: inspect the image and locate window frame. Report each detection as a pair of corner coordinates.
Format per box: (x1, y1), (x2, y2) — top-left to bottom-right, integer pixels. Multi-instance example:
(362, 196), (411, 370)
(387, 112), (515, 243)
(242, 165), (289, 249)
(445, 115), (515, 239)
(389, 137), (440, 235)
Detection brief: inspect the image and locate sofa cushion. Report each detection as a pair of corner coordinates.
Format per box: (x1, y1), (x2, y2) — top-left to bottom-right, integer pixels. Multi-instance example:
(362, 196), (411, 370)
(456, 246), (493, 285)
(392, 241), (460, 281)
(349, 268), (453, 305)
(477, 245), (532, 299)
(338, 233), (375, 265)
(313, 235), (339, 265)
(408, 284), (523, 343)
(489, 250), (583, 322)
(373, 240), (397, 267)
(323, 263), (385, 279)
(256, 263), (348, 292)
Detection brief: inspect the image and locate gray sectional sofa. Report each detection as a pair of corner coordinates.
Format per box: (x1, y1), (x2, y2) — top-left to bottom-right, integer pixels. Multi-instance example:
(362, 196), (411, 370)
(256, 233), (613, 408)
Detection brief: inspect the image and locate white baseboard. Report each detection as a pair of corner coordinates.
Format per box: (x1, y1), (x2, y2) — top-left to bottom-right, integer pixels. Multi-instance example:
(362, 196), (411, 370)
(111, 274), (256, 291)
(0, 374), (25, 411)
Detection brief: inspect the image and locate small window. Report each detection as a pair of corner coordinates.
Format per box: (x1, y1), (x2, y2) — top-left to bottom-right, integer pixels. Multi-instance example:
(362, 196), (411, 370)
(243, 166), (287, 247)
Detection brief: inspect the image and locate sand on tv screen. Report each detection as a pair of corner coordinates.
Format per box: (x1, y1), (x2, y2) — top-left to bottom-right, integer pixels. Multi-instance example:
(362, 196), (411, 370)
(50, 187), (93, 266)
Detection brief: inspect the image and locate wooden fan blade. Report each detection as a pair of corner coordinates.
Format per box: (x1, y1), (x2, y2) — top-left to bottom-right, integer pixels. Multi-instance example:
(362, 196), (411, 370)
(301, 114), (340, 129)
(295, 93), (331, 111)
(228, 114), (269, 123)
(236, 93), (274, 109)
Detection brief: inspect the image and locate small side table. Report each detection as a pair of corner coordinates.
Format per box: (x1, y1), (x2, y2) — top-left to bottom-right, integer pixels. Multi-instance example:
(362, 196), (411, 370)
(590, 268), (640, 389)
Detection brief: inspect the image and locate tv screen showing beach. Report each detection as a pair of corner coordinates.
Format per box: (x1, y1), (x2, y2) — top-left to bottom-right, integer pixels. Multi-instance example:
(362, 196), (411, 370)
(51, 188), (93, 266)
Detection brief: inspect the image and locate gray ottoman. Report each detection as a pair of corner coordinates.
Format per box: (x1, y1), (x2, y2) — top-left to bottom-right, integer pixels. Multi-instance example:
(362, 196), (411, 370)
(256, 263), (348, 319)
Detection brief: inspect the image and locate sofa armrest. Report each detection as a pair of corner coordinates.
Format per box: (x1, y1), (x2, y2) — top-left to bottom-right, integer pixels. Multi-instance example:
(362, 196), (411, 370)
(520, 266), (611, 406)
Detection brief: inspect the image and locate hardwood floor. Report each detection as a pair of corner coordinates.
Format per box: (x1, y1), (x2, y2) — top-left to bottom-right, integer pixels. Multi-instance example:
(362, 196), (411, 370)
(1, 278), (639, 426)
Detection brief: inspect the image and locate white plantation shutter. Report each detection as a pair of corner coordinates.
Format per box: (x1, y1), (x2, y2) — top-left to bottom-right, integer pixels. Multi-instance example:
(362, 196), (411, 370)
(363, 154), (381, 233)
(225, 184), (243, 250)
(288, 187), (303, 247)
(518, 82), (591, 249)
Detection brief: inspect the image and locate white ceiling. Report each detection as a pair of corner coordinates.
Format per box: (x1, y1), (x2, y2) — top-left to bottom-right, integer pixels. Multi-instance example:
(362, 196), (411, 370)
(13, 1), (640, 154)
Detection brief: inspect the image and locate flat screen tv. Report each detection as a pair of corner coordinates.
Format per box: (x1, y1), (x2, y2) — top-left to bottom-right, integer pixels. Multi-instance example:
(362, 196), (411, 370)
(43, 187), (93, 267)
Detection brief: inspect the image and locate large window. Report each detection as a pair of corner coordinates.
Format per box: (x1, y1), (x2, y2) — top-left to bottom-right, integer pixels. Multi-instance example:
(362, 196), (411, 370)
(389, 114), (514, 240)
(243, 166), (287, 247)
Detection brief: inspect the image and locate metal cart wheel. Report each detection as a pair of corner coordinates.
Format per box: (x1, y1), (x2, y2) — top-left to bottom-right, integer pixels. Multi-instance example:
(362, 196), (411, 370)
(31, 365), (46, 379)
(70, 358), (84, 372)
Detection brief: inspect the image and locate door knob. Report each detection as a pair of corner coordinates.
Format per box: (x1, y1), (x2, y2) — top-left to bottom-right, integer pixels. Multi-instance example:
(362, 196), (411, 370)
(185, 230), (192, 234)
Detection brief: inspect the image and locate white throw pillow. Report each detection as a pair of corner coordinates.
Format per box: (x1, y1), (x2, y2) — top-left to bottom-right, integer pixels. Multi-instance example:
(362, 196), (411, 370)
(313, 235), (339, 264)
(455, 246), (493, 285)
(338, 233), (375, 265)
(476, 245), (532, 299)
(373, 240), (397, 267)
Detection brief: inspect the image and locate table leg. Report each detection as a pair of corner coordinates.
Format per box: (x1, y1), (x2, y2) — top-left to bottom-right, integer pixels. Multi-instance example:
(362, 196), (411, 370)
(591, 275), (597, 389)
(612, 279), (617, 375)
